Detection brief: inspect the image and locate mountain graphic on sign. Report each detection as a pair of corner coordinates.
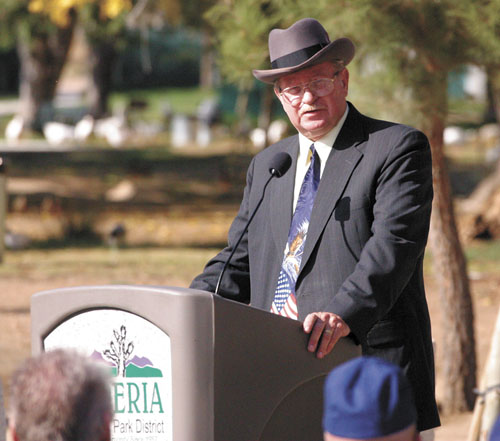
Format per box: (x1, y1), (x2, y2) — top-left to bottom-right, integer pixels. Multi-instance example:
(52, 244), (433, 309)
(127, 355), (153, 368)
(98, 325), (163, 378)
(90, 350), (115, 367)
(125, 363), (163, 378)
(93, 350), (163, 377)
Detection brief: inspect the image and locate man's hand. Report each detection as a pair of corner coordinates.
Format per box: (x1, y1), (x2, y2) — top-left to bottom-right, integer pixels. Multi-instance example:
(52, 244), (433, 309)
(303, 312), (351, 359)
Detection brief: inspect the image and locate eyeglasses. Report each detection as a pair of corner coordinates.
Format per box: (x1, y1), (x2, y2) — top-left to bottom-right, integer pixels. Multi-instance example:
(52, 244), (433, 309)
(278, 71), (341, 105)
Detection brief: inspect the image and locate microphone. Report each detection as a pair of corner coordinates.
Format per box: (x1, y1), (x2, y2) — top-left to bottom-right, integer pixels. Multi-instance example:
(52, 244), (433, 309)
(269, 152), (292, 177)
(214, 152), (292, 296)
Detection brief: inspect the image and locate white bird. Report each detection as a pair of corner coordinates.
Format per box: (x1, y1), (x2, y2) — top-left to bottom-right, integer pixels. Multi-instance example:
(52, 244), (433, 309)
(5, 115), (24, 141)
(268, 119), (288, 144)
(94, 116), (129, 147)
(43, 122), (75, 146)
(249, 128), (266, 149)
(74, 115), (95, 141)
(443, 126), (465, 146)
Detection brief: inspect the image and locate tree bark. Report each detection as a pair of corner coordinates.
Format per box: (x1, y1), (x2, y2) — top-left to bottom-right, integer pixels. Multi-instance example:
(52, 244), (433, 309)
(485, 66), (500, 123)
(16, 15), (76, 132)
(423, 79), (477, 414)
(235, 86), (251, 139)
(87, 39), (117, 119)
(200, 28), (216, 89)
(258, 84), (274, 131)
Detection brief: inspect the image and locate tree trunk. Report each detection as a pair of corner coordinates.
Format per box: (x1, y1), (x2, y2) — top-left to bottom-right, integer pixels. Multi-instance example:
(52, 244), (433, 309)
(16, 16), (76, 132)
(482, 76), (497, 124)
(200, 28), (216, 89)
(235, 86), (251, 139)
(486, 66), (500, 124)
(87, 39), (117, 119)
(258, 84), (274, 145)
(424, 87), (477, 414)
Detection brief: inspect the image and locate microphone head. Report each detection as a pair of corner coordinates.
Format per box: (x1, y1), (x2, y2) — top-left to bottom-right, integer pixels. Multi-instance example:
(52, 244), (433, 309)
(269, 152), (292, 177)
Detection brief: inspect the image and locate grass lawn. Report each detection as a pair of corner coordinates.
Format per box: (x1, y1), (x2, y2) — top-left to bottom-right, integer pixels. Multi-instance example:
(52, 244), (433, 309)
(1, 239), (498, 287)
(110, 87), (217, 120)
(464, 239), (500, 273)
(0, 246), (218, 286)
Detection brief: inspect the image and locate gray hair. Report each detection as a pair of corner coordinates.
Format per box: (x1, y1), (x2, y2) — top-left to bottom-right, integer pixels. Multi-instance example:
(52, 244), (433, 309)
(9, 349), (112, 441)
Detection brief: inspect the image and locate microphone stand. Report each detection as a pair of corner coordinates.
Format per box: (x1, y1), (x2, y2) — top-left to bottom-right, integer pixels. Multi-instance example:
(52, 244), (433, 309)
(214, 171), (278, 297)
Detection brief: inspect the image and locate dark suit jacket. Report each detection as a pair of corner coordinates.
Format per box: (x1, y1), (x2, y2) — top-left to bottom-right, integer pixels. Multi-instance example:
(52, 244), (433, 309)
(191, 103), (440, 430)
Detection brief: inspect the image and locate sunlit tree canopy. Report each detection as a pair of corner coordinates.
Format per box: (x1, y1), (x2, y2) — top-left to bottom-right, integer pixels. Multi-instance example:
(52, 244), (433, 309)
(26, 0), (182, 28)
(28, 0), (133, 26)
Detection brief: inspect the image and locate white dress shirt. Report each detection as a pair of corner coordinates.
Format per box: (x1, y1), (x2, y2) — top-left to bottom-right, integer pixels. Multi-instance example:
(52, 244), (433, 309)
(293, 106), (349, 212)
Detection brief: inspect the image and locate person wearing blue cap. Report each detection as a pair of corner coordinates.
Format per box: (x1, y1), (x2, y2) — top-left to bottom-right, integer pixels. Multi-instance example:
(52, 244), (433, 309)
(490, 416), (500, 441)
(323, 356), (420, 441)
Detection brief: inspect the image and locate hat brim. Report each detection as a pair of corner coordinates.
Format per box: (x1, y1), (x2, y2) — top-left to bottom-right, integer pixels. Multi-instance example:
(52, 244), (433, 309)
(252, 37), (355, 84)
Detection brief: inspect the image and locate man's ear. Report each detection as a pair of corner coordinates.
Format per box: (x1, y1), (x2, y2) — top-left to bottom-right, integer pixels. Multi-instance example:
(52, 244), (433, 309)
(273, 82), (283, 101)
(340, 68), (349, 92)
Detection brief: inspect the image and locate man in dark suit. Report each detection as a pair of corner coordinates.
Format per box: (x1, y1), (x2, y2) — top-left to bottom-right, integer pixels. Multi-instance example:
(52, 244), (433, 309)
(190, 17), (440, 432)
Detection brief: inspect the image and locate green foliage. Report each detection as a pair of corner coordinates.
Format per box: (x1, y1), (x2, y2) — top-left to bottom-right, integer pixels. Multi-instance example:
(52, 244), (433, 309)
(452, 0), (500, 66)
(0, 1), (23, 47)
(181, 0), (216, 28)
(307, 0), (474, 127)
(205, 0), (284, 88)
(0, 1), (64, 48)
(79, 3), (129, 45)
(205, 0), (495, 128)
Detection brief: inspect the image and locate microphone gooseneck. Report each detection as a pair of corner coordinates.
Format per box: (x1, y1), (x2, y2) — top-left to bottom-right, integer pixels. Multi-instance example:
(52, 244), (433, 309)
(214, 152), (292, 297)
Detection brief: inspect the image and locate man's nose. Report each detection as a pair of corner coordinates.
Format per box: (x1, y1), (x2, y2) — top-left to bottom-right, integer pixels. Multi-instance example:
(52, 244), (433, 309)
(301, 88), (316, 104)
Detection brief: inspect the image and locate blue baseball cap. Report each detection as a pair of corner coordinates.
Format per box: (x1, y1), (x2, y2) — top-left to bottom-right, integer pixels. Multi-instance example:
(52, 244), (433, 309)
(490, 416), (500, 441)
(323, 356), (417, 438)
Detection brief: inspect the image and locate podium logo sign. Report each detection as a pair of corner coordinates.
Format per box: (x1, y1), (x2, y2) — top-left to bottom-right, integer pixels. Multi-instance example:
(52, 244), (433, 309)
(44, 309), (173, 441)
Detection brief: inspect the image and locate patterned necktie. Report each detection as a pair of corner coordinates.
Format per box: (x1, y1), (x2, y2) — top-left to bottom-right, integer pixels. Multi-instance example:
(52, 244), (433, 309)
(271, 144), (321, 319)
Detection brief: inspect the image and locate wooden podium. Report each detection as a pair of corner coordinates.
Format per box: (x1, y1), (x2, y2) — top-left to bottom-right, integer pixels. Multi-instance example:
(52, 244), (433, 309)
(31, 285), (360, 441)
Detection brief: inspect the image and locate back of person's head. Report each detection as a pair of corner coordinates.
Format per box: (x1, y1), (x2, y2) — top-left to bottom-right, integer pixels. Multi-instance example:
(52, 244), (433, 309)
(323, 356), (419, 441)
(8, 349), (112, 441)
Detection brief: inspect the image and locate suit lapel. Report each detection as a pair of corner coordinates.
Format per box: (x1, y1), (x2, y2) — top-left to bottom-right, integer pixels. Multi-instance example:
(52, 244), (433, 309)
(270, 139), (299, 255)
(300, 105), (366, 276)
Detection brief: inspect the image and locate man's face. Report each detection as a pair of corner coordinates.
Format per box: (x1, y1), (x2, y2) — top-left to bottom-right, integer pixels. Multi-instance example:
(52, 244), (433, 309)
(275, 61), (349, 141)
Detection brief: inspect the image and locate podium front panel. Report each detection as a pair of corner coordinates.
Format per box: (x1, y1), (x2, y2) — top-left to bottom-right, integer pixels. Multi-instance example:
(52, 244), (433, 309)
(31, 285), (215, 441)
(212, 295), (361, 441)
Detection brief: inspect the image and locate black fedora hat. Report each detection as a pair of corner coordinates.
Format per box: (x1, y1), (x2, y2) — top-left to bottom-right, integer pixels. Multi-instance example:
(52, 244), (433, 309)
(253, 18), (355, 84)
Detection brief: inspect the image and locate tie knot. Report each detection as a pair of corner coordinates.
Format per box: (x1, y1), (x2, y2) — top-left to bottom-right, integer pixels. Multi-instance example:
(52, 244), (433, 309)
(308, 143), (316, 164)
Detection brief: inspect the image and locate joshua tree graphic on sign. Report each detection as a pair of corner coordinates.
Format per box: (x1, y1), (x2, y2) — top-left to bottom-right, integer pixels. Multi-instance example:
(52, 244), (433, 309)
(104, 325), (134, 377)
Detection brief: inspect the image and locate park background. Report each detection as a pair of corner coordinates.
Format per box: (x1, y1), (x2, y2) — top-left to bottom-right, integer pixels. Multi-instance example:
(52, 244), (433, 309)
(1, 1), (500, 440)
